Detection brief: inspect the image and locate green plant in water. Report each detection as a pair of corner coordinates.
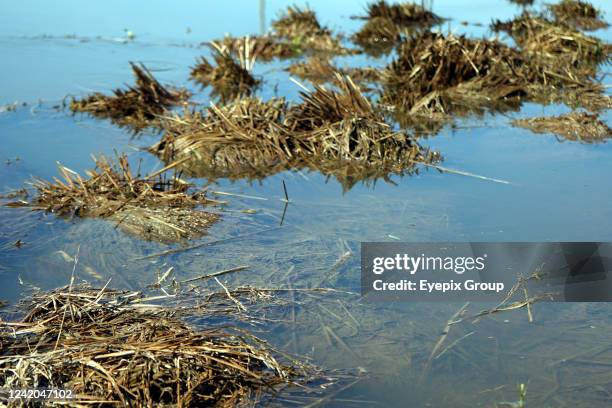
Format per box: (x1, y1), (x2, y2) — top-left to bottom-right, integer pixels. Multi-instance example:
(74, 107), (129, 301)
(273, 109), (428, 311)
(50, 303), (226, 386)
(518, 383), (527, 408)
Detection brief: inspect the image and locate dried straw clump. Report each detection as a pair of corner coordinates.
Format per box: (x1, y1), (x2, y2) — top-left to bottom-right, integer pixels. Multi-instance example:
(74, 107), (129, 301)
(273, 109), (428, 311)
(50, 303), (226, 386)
(70, 62), (188, 131)
(358, 0), (443, 26)
(526, 82), (612, 112)
(491, 12), (611, 110)
(512, 111), (612, 142)
(0, 286), (312, 407)
(352, 17), (405, 56)
(215, 35), (299, 61)
(271, 6), (356, 56)
(31, 155), (218, 243)
(190, 44), (260, 103)
(492, 12), (610, 67)
(352, 0), (443, 55)
(548, 0), (609, 31)
(272, 5), (330, 39)
(155, 97), (290, 169)
(287, 57), (380, 85)
(381, 32), (529, 121)
(154, 75), (438, 190)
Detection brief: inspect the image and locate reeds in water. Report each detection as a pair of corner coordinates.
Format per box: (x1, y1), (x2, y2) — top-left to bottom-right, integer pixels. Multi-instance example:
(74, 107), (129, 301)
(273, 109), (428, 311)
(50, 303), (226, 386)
(271, 6), (356, 56)
(153, 74), (439, 190)
(191, 41), (260, 103)
(548, 0), (609, 31)
(287, 57), (380, 85)
(381, 32), (529, 128)
(352, 0), (443, 56)
(30, 155), (219, 243)
(70, 62), (189, 131)
(0, 285), (318, 406)
(512, 111), (612, 142)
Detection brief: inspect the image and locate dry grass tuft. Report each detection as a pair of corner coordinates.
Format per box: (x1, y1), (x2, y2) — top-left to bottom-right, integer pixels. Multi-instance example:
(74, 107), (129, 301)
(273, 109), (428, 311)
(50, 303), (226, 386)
(70, 63), (189, 131)
(490, 12), (611, 109)
(492, 12), (610, 67)
(381, 32), (529, 122)
(30, 155), (219, 243)
(357, 0), (443, 26)
(271, 6), (356, 56)
(0, 285), (316, 407)
(380, 22), (611, 131)
(287, 57), (380, 85)
(352, 1), (443, 55)
(352, 17), (408, 56)
(214, 35), (300, 61)
(153, 74), (438, 191)
(548, 0), (609, 31)
(190, 43), (260, 103)
(272, 5), (330, 38)
(512, 111), (612, 142)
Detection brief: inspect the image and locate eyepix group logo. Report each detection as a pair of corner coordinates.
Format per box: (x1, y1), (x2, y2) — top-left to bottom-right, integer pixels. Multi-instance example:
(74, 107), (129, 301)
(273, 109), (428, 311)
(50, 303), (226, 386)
(371, 253), (488, 275)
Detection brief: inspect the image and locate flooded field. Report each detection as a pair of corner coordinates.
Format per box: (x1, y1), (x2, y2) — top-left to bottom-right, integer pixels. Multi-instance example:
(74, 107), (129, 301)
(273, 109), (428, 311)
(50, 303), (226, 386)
(1, 0), (611, 406)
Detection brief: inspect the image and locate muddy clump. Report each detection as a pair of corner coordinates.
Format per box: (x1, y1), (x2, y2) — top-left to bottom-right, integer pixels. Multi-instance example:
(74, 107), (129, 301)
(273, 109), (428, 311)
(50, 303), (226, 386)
(30, 155), (219, 243)
(190, 43), (260, 103)
(512, 111), (612, 142)
(352, 0), (443, 56)
(548, 0), (609, 31)
(70, 62), (189, 132)
(154, 74), (438, 191)
(0, 285), (318, 407)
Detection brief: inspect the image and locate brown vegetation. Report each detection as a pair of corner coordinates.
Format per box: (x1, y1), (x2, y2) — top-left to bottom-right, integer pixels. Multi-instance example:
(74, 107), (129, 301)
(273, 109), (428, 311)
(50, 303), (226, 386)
(0, 285), (318, 407)
(512, 111), (612, 142)
(380, 32), (529, 130)
(213, 35), (300, 61)
(492, 12), (610, 68)
(287, 57), (380, 85)
(153, 75), (438, 191)
(271, 6), (357, 55)
(548, 0), (609, 30)
(352, 1), (443, 55)
(70, 63), (189, 131)
(191, 43), (260, 102)
(31, 155), (219, 243)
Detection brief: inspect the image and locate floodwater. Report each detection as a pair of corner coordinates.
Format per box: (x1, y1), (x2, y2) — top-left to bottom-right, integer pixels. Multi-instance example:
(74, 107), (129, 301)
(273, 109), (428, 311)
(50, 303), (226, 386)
(1, 0), (612, 406)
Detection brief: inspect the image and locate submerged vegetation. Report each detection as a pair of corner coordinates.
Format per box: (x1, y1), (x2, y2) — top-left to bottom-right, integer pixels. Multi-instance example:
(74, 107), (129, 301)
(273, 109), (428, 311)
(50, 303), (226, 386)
(513, 111), (612, 142)
(70, 63), (189, 131)
(30, 155), (219, 243)
(0, 285), (323, 406)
